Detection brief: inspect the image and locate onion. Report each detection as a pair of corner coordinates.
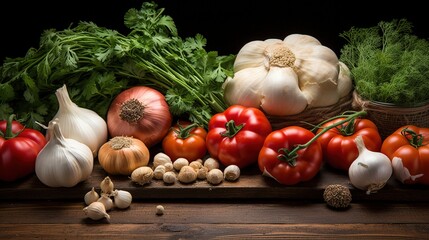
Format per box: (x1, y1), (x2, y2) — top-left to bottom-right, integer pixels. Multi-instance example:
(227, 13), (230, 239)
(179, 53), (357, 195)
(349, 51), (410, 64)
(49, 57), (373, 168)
(107, 86), (172, 148)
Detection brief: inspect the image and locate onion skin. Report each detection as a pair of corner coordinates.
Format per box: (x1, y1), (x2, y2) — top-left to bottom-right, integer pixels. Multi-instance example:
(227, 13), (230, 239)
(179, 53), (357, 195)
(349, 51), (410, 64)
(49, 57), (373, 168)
(107, 86), (172, 148)
(98, 136), (150, 175)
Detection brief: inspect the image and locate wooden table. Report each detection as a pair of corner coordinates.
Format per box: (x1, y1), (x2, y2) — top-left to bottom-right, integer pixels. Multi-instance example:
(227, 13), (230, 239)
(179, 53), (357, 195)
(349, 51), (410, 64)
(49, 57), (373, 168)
(1, 162), (429, 239)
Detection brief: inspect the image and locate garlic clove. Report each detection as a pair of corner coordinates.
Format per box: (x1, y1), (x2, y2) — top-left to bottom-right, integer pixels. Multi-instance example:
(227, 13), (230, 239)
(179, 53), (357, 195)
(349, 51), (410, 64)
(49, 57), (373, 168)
(84, 187), (100, 205)
(162, 171), (177, 184)
(100, 176), (114, 194)
(131, 166), (153, 185)
(97, 193), (114, 211)
(153, 152), (172, 169)
(113, 190), (132, 209)
(206, 169), (224, 185)
(83, 202), (110, 221)
(223, 165), (241, 182)
(156, 205), (165, 216)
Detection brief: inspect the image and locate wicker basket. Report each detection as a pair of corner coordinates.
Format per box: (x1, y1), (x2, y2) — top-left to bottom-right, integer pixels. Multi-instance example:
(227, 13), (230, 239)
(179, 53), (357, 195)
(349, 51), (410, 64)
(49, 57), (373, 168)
(266, 91), (353, 130)
(352, 90), (429, 139)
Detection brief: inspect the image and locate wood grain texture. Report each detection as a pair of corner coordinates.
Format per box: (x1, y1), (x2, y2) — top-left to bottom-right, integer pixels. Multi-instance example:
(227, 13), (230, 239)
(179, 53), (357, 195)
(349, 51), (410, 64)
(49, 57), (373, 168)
(1, 201), (428, 239)
(1, 155), (428, 239)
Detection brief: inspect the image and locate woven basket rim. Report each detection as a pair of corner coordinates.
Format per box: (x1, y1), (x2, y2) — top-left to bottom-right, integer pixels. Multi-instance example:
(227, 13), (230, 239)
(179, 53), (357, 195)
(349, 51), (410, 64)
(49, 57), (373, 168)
(352, 90), (429, 114)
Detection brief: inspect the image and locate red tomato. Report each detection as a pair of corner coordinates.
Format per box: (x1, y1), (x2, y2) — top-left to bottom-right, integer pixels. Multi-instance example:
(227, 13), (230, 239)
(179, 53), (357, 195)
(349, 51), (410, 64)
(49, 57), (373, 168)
(162, 121), (207, 162)
(206, 105), (272, 168)
(258, 126), (323, 185)
(381, 125), (429, 185)
(316, 117), (382, 172)
(0, 115), (47, 182)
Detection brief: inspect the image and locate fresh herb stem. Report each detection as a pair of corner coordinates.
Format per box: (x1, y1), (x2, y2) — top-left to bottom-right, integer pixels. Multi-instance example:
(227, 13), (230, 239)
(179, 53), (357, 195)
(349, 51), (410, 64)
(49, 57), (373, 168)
(0, 2), (234, 129)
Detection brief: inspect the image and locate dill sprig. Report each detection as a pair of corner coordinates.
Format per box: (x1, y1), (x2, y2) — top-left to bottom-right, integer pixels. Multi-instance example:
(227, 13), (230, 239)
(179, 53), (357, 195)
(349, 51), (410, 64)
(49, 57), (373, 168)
(339, 19), (429, 105)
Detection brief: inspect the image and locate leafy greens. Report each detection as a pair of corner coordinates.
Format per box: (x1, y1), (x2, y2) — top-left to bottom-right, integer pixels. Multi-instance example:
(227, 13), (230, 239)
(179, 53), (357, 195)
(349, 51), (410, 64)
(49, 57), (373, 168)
(0, 2), (235, 129)
(339, 19), (429, 105)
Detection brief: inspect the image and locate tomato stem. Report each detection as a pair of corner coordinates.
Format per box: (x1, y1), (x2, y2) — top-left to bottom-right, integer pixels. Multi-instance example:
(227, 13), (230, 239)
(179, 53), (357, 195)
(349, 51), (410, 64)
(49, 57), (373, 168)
(277, 148), (298, 166)
(175, 122), (199, 139)
(286, 110), (367, 159)
(401, 127), (424, 148)
(1, 114), (23, 139)
(220, 120), (244, 138)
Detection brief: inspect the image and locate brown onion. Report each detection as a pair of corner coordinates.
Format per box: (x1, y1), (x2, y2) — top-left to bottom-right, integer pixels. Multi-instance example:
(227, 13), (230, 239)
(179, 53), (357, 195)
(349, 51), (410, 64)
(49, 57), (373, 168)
(107, 86), (172, 148)
(98, 136), (150, 175)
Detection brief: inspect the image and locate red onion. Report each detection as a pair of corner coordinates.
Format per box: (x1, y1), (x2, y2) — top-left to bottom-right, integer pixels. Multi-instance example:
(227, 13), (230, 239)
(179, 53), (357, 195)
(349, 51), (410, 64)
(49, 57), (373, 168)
(107, 86), (172, 148)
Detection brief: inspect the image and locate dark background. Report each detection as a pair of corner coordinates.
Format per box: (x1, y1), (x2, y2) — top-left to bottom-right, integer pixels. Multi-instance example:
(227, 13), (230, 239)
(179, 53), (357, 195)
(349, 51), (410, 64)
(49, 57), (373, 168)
(0, 0), (427, 62)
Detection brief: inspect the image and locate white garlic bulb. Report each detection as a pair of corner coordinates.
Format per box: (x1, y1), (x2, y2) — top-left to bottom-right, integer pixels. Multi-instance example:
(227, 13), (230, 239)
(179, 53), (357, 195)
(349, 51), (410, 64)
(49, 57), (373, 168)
(51, 84), (108, 157)
(113, 190), (132, 209)
(83, 202), (110, 220)
(84, 187), (100, 205)
(35, 120), (93, 188)
(349, 135), (392, 195)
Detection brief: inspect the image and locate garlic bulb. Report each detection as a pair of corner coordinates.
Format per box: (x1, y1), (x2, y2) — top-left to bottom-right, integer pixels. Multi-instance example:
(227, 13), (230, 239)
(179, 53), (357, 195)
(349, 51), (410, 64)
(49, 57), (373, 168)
(223, 34), (352, 116)
(112, 190), (132, 209)
(348, 135), (393, 194)
(83, 202), (110, 220)
(84, 187), (100, 205)
(51, 84), (108, 157)
(35, 120), (94, 187)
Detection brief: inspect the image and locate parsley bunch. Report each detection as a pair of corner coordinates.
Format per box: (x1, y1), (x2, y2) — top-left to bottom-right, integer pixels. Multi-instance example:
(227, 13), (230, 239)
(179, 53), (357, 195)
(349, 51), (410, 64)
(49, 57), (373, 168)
(0, 2), (235, 129)
(339, 19), (429, 105)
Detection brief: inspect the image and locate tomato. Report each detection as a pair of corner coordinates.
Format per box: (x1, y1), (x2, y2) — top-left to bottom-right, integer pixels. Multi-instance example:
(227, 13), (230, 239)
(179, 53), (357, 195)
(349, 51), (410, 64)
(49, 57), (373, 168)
(258, 126), (323, 185)
(316, 117), (382, 172)
(206, 105), (272, 168)
(381, 125), (429, 185)
(162, 121), (207, 162)
(0, 115), (47, 182)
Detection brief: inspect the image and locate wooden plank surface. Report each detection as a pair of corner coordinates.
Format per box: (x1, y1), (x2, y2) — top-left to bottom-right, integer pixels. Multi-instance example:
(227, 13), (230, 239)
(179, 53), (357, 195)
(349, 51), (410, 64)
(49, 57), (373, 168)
(1, 200), (428, 239)
(1, 160), (428, 202)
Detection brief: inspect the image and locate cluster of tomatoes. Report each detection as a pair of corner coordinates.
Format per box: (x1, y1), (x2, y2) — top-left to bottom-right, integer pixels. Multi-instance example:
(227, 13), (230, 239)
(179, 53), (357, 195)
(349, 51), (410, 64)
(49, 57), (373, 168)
(161, 105), (429, 186)
(2, 105), (429, 186)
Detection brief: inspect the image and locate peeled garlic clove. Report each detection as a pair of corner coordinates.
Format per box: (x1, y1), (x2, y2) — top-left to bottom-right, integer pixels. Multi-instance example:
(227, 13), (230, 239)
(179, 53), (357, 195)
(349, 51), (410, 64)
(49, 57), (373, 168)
(131, 166), (153, 185)
(153, 165), (166, 180)
(83, 202), (110, 221)
(97, 193), (114, 211)
(113, 190), (132, 209)
(84, 187), (100, 205)
(204, 157), (220, 171)
(207, 169), (224, 185)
